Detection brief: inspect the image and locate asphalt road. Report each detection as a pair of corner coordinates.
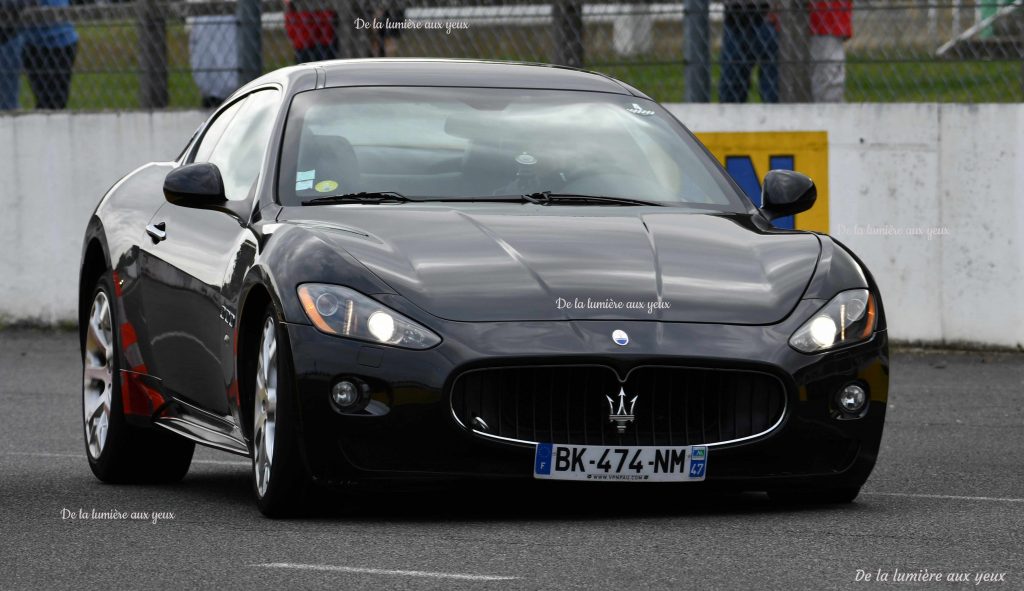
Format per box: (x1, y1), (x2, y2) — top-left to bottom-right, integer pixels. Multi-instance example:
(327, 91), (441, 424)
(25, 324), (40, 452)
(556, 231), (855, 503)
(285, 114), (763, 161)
(1, 330), (1022, 590)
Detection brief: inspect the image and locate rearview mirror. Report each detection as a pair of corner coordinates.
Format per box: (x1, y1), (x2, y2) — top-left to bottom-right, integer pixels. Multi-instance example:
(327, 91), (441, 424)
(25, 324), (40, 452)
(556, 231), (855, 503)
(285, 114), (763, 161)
(761, 170), (817, 221)
(444, 113), (491, 139)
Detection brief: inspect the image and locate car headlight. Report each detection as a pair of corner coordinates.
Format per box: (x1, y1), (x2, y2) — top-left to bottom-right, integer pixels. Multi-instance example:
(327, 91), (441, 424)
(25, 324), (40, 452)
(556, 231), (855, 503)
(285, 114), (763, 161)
(297, 284), (441, 350)
(789, 289), (877, 353)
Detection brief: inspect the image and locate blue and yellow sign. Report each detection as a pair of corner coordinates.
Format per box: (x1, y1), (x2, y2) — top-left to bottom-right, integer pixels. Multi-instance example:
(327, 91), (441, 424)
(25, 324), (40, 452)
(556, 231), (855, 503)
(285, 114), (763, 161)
(696, 132), (829, 233)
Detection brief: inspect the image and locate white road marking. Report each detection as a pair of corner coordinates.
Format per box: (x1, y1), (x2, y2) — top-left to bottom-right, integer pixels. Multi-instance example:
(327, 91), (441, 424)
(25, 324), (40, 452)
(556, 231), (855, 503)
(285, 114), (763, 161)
(862, 492), (1024, 504)
(252, 563), (519, 581)
(4, 451), (249, 466)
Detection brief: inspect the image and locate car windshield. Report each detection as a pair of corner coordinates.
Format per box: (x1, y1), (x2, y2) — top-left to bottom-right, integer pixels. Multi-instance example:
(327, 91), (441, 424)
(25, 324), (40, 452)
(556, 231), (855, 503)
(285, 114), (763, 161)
(278, 86), (748, 211)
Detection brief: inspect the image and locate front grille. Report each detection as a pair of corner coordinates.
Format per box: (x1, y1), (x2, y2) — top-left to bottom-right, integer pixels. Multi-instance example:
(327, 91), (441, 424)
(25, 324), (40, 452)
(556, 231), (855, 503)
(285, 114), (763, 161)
(450, 365), (786, 446)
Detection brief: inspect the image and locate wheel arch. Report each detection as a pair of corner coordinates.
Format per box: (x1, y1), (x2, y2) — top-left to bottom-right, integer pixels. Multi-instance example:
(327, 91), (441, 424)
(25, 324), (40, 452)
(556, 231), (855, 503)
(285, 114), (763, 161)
(79, 230), (110, 352)
(235, 271), (286, 444)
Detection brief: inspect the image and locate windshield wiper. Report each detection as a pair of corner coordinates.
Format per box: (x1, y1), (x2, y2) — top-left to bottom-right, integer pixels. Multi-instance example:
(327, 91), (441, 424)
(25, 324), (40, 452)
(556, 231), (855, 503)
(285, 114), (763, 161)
(302, 191), (410, 206)
(301, 191), (665, 207)
(522, 191), (665, 207)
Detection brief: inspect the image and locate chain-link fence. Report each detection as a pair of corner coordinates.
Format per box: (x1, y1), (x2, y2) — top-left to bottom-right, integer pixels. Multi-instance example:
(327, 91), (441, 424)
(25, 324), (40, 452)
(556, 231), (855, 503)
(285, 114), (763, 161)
(0, 1), (1022, 110)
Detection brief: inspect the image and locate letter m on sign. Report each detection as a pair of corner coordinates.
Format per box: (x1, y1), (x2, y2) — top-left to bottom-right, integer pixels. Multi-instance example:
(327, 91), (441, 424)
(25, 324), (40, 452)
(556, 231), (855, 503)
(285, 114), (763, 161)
(724, 155), (796, 229)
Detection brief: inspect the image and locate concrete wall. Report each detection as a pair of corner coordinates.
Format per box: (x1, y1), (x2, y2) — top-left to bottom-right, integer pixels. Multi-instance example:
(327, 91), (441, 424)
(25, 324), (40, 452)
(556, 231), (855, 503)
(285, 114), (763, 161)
(1, 105), (1021, 348)
(0, 111), (207, 325)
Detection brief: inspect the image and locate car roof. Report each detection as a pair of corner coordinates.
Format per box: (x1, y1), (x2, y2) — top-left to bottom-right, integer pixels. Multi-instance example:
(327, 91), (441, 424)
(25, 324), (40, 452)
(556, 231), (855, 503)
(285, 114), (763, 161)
(258, 58), (649, 98)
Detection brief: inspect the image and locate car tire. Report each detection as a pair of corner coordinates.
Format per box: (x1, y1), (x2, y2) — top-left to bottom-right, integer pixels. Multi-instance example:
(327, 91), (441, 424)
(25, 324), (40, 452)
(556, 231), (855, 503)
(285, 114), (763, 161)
(251, 306), (311, 517)
(768, 486), (861, 505)
(83, 273), (195, 484)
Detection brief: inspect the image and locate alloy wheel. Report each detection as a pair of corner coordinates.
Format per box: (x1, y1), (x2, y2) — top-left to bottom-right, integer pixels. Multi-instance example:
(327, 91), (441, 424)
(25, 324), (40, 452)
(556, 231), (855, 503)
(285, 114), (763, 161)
(83, 291), (114, 459)
(253, 317), (279, 497)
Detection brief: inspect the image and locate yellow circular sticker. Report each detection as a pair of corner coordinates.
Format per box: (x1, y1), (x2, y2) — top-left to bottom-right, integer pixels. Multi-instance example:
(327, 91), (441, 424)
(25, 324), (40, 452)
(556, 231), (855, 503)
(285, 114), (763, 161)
(314, 180), (339, 193)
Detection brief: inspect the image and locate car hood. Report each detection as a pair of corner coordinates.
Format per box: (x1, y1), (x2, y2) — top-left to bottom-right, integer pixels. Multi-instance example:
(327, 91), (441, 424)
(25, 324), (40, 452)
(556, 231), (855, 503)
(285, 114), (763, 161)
(284, 206), (821, 324)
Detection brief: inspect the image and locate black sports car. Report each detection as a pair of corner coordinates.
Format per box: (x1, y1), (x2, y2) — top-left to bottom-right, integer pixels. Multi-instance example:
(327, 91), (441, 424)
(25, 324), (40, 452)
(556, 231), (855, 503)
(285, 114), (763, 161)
(79, 59), (887, 516)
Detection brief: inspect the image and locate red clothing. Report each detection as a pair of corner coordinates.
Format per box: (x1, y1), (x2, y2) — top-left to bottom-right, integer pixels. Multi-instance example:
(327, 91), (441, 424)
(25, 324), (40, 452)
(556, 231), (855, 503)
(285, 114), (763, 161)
(809, 1), (852, 38)
(284, 0), (335, 50)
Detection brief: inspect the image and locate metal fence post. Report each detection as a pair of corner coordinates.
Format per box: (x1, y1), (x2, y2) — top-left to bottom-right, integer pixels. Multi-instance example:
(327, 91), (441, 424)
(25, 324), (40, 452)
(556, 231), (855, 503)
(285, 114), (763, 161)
(552, 0), (584, 68)
(1019, 7), (1024, 99)
(684, 0), (711, 102)
(777, 0), (811, 102)
(237, 0), (263, 84)
(137, 0), (167, 108)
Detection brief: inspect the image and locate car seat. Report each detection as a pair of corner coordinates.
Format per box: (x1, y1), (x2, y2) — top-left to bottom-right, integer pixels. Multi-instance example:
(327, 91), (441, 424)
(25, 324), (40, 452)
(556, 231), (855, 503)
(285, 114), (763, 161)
(297, 133), (362, 195)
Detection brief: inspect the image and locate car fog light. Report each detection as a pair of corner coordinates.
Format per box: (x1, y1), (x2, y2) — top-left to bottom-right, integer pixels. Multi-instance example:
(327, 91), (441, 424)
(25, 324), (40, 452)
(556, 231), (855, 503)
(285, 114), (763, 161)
(837, 384), (867, 414)
(331, 380), (360, 408)
(367, 311), (396, 342)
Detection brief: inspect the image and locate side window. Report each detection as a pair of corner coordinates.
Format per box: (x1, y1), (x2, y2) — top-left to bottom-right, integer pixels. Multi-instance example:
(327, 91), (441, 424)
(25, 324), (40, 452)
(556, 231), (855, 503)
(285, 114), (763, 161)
(205, 89), (281, 201)
(176, 123), (204, 162)
(193, 97), (248, 164)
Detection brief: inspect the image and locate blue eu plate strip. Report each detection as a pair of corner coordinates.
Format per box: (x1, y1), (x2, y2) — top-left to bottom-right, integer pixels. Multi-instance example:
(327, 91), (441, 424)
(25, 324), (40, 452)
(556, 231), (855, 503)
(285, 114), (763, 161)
(535, 443), (553, 475)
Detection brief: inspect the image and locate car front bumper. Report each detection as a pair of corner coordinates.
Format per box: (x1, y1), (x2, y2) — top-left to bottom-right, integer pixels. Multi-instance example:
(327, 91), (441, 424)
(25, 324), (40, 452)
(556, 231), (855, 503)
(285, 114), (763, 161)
(284, 299), (888, 492)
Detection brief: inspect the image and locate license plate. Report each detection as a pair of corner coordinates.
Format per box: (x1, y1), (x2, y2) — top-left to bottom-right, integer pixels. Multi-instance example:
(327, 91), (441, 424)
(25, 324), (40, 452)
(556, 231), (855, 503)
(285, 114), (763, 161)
(533, 443), (707, 482)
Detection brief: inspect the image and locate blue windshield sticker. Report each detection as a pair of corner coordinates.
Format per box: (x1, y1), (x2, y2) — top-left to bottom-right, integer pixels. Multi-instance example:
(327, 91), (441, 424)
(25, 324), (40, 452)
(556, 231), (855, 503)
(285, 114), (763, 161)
(296, 170), (315, 182)
(295, 180), (313, 191)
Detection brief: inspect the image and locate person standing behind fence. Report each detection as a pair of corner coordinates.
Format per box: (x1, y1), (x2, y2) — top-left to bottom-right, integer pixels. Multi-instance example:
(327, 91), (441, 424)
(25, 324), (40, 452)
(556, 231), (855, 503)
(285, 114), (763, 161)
(809, 1), (851, 102)
(22, 0), (77, 109)
(188, 2), (240, 109)
(0, 0), (32, 110)
(284, 0), (337, 64)
(719, 0), (778, 103)
(369, 1), (404, 57)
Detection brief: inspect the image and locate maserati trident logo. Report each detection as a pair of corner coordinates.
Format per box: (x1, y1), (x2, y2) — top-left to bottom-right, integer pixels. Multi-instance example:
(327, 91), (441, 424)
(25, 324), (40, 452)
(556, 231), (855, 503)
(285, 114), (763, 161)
(607, 387), (638, 434)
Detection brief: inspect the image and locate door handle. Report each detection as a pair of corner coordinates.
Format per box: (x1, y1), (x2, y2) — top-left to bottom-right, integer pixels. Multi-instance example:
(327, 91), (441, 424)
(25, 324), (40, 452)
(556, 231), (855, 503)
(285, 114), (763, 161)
(146, 222), (167, 243)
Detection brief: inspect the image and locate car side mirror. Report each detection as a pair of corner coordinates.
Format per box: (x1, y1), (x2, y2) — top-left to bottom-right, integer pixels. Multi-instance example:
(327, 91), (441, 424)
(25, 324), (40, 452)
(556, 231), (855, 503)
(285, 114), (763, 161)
(761, 170), (817, 221)
(164, 162), (225, 206)
(163, 163), (246, 220)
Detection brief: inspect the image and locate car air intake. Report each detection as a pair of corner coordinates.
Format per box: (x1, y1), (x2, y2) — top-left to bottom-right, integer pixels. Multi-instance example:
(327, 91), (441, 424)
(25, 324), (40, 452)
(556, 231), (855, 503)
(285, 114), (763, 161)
(450, 365), (786, 446)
